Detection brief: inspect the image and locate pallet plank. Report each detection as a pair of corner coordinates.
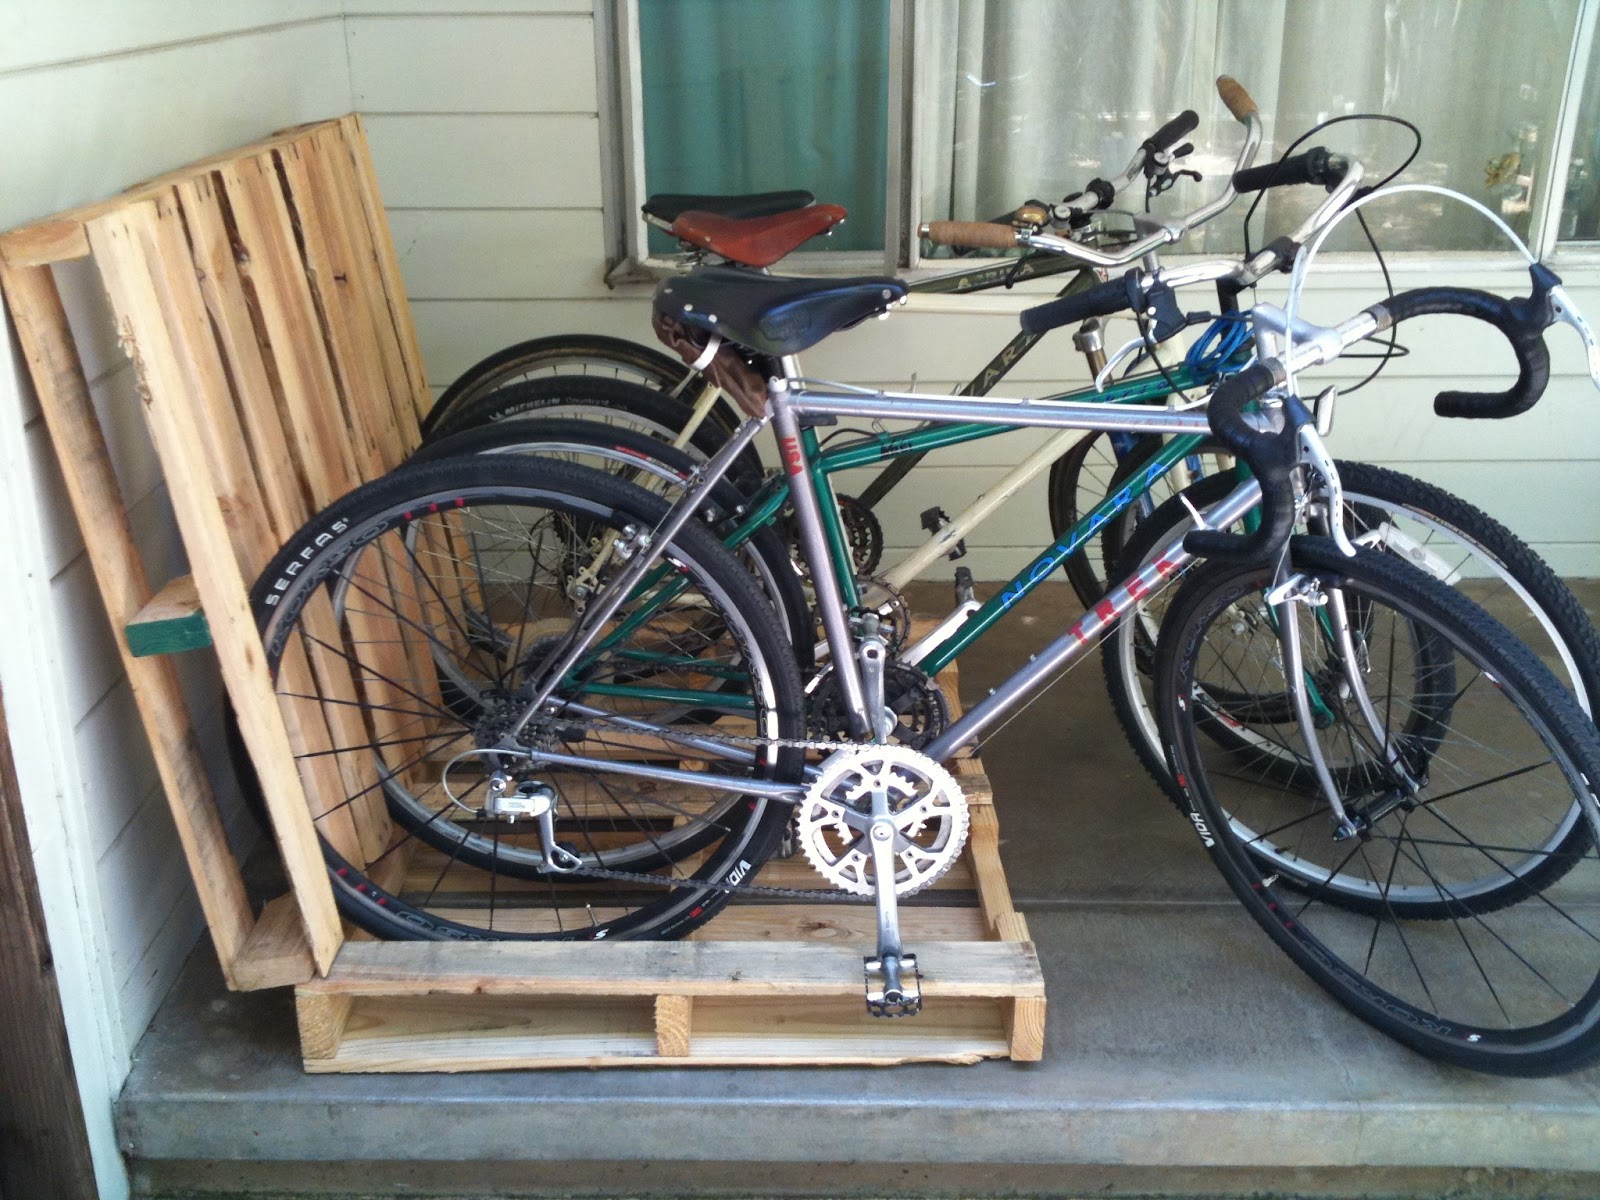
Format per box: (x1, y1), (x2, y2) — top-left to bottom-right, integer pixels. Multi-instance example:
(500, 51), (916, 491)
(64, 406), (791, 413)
(85, 200), (342, 971)
(304, 939), (1043, 999)
(125, 573), (211, 657)
(231, 894), (317, 991)
(654, 994), (693, 1057)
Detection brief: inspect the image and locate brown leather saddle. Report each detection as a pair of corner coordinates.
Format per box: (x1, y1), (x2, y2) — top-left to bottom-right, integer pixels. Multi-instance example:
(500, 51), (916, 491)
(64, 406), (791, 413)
(669, 205), (848, 268)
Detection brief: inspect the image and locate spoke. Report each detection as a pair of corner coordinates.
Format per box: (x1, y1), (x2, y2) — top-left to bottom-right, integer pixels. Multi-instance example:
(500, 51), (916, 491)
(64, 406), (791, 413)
(1418, 761), (1554, 810)
(396, 525), (508, 688)
(1287, 840), (1369, 920)
(1355, 814), (1438, 1012)
(1392, 828), (1576, 1011)
(1402, 821), (1514, 1027)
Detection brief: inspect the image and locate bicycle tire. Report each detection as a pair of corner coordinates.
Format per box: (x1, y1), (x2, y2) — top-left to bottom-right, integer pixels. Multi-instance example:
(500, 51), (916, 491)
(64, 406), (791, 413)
(249, 456), (804, 941)
(410, 416), (814, 663)
(424, 333), (695, 437)
(427, 375), (766, 497)
(1155, 537), (1600, 1076)
(1107, 464), (1600, 800)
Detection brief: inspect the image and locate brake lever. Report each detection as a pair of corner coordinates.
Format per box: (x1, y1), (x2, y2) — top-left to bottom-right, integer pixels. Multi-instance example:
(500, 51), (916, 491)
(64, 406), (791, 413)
(1547, 283), (1600, 389)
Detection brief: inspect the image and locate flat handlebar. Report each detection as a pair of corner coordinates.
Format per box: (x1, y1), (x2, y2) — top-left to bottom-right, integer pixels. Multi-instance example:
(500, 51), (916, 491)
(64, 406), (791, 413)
(922, 76), (1262, 261)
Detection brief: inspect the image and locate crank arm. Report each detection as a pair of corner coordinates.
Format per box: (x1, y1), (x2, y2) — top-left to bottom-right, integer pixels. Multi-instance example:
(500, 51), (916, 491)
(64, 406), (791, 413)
(864, 783), (920, 1017)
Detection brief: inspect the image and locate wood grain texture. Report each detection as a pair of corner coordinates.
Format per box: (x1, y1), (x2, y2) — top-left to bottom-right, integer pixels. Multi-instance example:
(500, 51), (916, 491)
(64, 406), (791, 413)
(230, 894), (316, 991)
(304, 939), (1044, 999)
(0, 686), (100, 1199)
(654, 994), (693, 1057)
(125, 573), (211, 657)
(84, 201), (342, 971)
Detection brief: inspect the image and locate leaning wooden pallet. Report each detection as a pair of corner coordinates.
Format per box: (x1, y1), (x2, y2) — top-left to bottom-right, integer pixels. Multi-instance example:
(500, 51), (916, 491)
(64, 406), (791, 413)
(0, 115), (1044, 1069)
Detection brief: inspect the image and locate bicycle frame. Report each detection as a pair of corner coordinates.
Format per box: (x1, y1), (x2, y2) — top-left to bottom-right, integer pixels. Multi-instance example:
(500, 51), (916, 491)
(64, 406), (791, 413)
(510, 369), (1253, 790)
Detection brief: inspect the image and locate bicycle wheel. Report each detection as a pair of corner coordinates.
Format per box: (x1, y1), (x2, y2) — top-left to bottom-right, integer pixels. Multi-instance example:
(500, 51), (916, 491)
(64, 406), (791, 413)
(410, 417), (813, 661)
(250, 456), (804, 940)
(1106, 465), (1600, 809)
(423, 333), (694, 437)
(1156, 538), (1600, 1076)
(426, 375), (766, 496)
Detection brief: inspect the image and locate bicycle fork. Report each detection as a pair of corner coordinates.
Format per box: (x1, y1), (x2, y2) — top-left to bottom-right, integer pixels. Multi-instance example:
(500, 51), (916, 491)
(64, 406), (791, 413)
(1268, 567), (1423, 842)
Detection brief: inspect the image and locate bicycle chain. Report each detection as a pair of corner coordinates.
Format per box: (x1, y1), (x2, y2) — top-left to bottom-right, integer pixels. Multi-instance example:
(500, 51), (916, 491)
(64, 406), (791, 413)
(517, 713), (879, 902)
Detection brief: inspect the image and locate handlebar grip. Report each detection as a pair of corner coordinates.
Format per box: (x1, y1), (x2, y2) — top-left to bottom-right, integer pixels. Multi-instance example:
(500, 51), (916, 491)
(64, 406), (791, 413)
(1216, 75), (1258, 122)
(1181, 362), (1304, 564)
(921, 221), (1021, 250)
(1233, 147), (1347, 193)
(1019, 272), (1139, 335)
(1144, 109), (1200, 155)
(1366, 285), (1552, 419)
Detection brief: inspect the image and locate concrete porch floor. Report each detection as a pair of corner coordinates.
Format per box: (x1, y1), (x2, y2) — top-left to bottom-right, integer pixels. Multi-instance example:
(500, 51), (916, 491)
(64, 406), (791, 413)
(120, 582), (1600, 1199)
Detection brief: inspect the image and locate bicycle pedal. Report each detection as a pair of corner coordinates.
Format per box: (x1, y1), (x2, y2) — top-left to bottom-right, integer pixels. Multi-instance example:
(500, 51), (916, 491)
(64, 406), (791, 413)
(864, 954), (922, 1017)
(919, 507), (967, 561)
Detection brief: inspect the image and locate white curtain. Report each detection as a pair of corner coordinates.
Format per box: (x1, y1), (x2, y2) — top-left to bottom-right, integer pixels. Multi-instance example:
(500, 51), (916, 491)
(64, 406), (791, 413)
(917, 0), (1581, 254)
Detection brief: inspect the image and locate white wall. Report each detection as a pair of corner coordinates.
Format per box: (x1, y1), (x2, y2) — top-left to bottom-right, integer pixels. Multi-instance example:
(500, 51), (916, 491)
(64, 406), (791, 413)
(0, 7), (351, 1196)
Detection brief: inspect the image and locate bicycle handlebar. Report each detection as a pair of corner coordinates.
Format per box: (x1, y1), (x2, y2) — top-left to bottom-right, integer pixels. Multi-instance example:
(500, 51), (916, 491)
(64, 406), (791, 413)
(1144, 109), (1200, 156)
(923, 77), (1261, 259)
(921, 220), (1022, 251)
(1183, 271), (1562, 564)
(1181, 362), (1302, 565)
(1233, 146), (1349, 194)
(1018, 271), (1140, 334)
(1366, 275), (1556, 418)
(1216, 75), (1258, 122)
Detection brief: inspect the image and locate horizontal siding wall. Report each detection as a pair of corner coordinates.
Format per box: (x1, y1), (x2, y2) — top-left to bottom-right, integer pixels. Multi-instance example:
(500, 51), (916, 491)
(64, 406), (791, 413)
(0, 8), (351, 1195)
(370, 4), (1600, 584)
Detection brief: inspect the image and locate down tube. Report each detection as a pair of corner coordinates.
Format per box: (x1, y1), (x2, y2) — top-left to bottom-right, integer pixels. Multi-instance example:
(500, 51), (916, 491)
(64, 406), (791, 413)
(923, 477), (1263, 762)
(916, 434), (1206, 675)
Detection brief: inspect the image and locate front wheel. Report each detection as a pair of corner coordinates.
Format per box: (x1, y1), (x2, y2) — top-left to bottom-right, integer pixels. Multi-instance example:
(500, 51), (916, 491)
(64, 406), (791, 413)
(1156, 538), (1600, 1076)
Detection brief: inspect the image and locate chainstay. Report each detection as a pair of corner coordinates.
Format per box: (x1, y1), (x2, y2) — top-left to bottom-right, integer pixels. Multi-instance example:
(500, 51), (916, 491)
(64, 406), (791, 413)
(537, 858), (877, 902)
(527, 715), (941, 901)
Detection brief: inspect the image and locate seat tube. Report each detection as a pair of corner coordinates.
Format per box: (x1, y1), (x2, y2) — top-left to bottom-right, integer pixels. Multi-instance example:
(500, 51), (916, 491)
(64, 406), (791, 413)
(771, 381), (871, 738)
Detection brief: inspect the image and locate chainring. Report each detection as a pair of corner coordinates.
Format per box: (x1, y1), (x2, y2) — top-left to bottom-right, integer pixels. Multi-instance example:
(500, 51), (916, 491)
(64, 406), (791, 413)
(796, 745), (969, 896)
(837, 494), (884, 575)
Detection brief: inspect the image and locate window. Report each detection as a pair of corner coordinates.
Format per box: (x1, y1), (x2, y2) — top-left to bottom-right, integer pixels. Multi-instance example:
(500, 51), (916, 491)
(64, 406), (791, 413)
(636, 0), (890, 254)
(610, 0), (1600, 273)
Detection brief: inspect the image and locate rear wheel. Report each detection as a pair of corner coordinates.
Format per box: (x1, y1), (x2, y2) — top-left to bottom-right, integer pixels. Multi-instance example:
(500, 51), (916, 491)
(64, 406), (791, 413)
(424, 333), (694, 437)
(427, 375), (765, 497)
(250, 456), (804, 940)
(411, 416), (813, 662)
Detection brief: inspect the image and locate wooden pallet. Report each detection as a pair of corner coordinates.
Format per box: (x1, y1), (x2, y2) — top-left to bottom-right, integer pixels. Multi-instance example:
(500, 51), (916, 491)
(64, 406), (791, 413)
(0, 117), (1044, 1071)
(294, 667), (1044, 1071)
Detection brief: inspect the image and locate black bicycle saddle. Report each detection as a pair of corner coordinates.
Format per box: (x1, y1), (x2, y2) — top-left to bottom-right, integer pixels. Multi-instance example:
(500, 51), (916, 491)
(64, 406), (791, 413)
(654, 266), (908, 357)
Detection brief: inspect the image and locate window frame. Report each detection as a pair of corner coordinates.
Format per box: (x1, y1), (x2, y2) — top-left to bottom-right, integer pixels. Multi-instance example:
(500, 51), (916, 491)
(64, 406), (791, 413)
(601, 0), (1600, 285)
